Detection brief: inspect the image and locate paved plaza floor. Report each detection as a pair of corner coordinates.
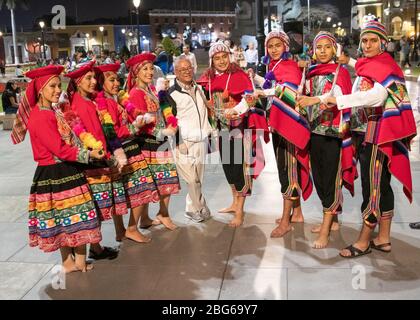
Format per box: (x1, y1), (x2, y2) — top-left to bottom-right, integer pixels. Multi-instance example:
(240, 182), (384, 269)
(0, 82), (419, 300)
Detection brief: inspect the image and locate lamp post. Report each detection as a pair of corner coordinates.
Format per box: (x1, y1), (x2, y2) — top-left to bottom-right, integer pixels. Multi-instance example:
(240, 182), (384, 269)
(307, 0), (311, 35)
(121, 28), (126, 47)
(256, 0), (265, 76)
(99, 26), (104, 51)
(86, 33), (90, 51)
(133, 0), (141, 54)
(267, 0), (271, 33)
(39, 21), (46, 60)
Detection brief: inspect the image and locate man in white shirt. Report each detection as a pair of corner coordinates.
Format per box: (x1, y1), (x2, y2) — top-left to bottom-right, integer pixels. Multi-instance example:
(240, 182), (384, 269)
(180, 44), (198, 75)
(244, 42), (258, 72)
(168, 56), (212, 222)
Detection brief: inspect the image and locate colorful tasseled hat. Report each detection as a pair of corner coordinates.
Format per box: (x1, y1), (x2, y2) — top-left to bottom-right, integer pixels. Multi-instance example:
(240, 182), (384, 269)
(208, 41), (231, 67)
(262, 30), (290, 65)
(360, 18), (388, 42)
(313, 31), (337, 50)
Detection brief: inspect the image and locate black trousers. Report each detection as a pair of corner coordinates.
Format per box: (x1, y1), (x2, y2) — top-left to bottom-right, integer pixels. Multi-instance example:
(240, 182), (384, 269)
(359, 141), (394, 227)
(272, 132), (301, 199)
(310, 134), (342, 213)
(219, 131), (252, 196)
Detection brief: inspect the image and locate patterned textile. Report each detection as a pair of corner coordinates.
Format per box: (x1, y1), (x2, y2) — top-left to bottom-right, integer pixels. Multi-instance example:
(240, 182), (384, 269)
(29, 162), (102, 252)
(137, 135), (180, 196)
(83, 163), (128, 221)
(121, 139), (159, 207)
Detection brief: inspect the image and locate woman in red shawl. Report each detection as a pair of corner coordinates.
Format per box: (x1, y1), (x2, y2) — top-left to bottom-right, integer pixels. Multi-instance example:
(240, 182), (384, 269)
(94, 63), (159, 243)
(252, 31), (312, 238)
(295, 31), (356, 249)
(124, 52), (180, 231)
(65, 61), (133, 252)
(298, 19), (417, 258)
(198, 41), (269, 227)
(11, 65), (104, 273)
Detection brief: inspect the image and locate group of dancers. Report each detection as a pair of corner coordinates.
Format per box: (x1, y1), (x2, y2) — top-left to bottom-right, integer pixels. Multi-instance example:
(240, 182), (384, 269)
(11, 17), (417, 273)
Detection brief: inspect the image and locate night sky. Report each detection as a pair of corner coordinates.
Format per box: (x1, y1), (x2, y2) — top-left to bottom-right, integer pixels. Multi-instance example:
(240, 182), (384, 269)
(0, 0), (351, 31)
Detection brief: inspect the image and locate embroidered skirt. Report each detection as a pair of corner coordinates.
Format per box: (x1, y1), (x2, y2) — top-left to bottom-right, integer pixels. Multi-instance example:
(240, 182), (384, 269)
(82, 161), (128, 221)
(137, 134), (180, 196)
(28, 162), (102, 253)
(121, 139), (159, 208)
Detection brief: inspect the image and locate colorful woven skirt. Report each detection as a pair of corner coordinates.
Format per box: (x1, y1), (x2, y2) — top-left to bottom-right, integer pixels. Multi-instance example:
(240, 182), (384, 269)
(82, 161), (128, 221)
(137, 135), (180, 197)
(121, 139), (159, 208)
(28, 162), (102, 253)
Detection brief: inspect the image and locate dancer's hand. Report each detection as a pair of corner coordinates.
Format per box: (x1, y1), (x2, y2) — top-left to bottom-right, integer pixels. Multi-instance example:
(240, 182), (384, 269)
(298, 60), (310, 68)
(337, 53), (350, 65)
(253, 89), (266, 98)
(296, 96), (320, 109)
(225, 108), (240, 120)
(90, 149), (105, 160)
(247, 68), (255, 79)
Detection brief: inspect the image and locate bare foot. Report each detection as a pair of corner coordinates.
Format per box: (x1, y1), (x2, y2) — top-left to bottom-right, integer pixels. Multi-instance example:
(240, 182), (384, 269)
(156, 214), (178, 231)
(275, 215), (304, 224)
(311, 221), (340, 233)
(61, 262), (79, 274)
(140, 216), (154, 229)
(125, 229), (151, 243)
(228, 216), (244, 228)
(312, 233), (330, 249)
(290, 214), (304, 223)
(371, 237), (392, 252)
(219, 206), (236, 214)
(74, 262), (94, 273)
(270, 224), (292, 238)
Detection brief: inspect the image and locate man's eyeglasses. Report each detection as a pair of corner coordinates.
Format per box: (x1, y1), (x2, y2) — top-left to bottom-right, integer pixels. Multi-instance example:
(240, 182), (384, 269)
(177, 67), (193, 73)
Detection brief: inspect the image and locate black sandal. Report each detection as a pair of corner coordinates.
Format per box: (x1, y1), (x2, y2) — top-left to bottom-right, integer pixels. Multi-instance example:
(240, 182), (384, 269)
(409, 222), (420, 229)
(370, 240), (391, 253)
(340, 244), (371, 259)
(88, 246), (119, 260)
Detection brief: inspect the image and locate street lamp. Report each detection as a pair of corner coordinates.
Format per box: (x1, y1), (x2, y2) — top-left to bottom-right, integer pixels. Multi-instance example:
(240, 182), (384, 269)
(326, 17), (332, 23)
(0, 31), (3, 37)
(99, 26), (104, 51)
(133, 0), (141, 54)
(338, 22), (342, 27)
(39, 21), (46, 60)
(86, 33), (90, 51)
(121, 28), (127, 49)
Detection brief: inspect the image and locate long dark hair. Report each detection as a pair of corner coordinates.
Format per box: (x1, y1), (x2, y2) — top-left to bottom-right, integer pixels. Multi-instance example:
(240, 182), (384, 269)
(5, 81), (16, 93)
